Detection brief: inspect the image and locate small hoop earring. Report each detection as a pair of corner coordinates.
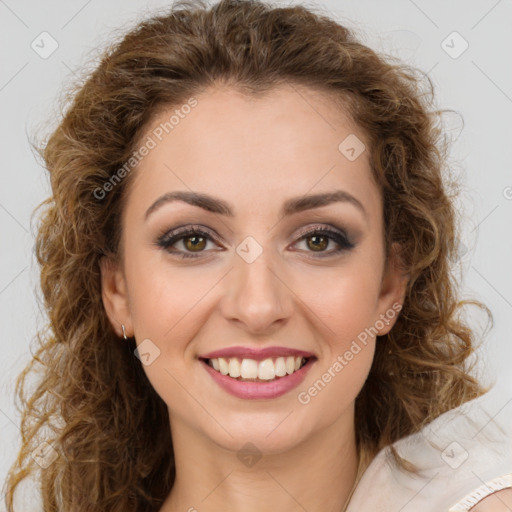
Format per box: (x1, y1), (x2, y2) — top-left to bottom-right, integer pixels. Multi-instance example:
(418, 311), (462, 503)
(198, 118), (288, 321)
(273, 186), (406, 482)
(121, 324), (128, 340)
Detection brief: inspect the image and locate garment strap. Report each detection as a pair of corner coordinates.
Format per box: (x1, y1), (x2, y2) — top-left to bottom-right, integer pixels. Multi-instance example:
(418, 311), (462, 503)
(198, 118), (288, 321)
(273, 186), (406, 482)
(448, 473), (512, 511)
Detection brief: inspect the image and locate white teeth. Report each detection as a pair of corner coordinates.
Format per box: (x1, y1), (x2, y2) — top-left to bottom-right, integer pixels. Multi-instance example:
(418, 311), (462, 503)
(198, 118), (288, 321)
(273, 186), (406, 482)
(258, 358), (275, 380)
(228, 358), (241, 377)
(218, 357), (229, 375)
(275, 357), (287, 377)
(240, 358), (259, 378)
(207, 355), (307, 380)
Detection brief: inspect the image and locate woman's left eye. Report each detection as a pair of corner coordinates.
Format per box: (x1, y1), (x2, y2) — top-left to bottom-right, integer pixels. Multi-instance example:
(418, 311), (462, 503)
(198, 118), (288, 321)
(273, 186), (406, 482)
(293, 227), (355, 257)
(155, 224), (355, 259)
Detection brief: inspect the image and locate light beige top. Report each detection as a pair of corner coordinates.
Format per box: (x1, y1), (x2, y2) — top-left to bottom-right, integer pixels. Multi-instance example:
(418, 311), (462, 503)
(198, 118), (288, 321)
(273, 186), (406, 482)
(346, 389), (512, 511)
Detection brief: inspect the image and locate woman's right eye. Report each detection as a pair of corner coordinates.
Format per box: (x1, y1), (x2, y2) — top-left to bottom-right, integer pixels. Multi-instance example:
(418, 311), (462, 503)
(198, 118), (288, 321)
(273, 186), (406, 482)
(156, 226), (220, 259)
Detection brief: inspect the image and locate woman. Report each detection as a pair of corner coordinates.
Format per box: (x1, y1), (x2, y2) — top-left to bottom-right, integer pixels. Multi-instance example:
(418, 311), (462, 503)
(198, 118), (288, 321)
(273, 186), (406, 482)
(3, 0), (511, 510)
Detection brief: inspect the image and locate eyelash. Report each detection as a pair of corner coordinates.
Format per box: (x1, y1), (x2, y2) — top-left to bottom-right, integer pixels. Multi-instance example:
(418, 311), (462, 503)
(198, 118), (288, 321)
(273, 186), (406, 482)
(155, 224), (355, 260)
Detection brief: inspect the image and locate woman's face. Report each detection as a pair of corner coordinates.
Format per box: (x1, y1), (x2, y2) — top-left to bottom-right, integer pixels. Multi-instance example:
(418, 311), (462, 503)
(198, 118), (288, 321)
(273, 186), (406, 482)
(101, 83), (405, 454)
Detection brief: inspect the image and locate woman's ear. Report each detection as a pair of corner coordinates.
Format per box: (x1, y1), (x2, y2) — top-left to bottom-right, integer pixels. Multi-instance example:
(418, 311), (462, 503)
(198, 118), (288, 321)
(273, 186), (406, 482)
(99, 255), (133, 338)
(375, 242), (408, 336)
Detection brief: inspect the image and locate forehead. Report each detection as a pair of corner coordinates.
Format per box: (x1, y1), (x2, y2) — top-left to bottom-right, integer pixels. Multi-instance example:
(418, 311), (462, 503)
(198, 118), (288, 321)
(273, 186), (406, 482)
(126, 83), (381, 223)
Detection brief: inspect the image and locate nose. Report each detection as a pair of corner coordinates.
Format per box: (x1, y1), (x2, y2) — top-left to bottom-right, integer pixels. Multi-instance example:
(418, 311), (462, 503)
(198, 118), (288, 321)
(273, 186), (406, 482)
(219, 248), (293, 335)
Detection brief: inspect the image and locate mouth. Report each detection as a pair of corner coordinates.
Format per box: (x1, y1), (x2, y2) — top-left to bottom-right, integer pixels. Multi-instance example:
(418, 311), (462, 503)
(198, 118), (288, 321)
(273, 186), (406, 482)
(200, 355), (315, 382)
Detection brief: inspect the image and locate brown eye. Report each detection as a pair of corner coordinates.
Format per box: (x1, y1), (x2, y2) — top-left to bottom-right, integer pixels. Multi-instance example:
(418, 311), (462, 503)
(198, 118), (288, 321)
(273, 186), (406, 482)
(184, 235), (207, 251)
(305, 234), (329, 252)
(293, 226), (355, 257)
(156, 226), (219, 259)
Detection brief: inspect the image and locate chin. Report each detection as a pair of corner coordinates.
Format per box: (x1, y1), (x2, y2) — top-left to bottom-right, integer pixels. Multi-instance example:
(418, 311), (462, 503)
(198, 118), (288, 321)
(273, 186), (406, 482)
(197, 407), (317, 455)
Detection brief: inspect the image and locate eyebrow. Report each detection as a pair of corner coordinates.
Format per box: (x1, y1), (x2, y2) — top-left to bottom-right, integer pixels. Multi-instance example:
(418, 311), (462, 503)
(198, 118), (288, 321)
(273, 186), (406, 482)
(144, 189), (367, 221)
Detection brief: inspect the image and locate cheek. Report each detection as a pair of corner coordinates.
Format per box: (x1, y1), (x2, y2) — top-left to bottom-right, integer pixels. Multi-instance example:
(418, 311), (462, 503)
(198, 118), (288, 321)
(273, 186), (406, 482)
(295, 339), (375, 437)
(292, 268), (381, 425)
(290, 261), (381, 408)
(301, 277), (379, 370)
(299, 261), (383, 343)
(125, 249), (220, 342)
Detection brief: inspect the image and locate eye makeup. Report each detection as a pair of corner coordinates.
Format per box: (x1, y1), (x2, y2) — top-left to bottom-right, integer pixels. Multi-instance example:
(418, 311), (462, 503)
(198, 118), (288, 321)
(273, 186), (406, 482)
(154, 222), (356, 260)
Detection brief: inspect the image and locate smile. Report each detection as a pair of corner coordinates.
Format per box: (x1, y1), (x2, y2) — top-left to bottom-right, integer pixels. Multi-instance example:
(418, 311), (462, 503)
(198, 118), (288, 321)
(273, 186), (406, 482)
(200, 356), (316, 400)
(207, 356), (306, 381)
(206, 356), (307, 381)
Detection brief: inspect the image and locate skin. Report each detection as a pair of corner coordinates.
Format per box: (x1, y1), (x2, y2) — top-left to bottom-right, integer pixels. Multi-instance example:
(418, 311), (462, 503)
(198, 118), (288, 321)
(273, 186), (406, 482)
(100, 82), (407, 512)
(470, 488), (512, 511)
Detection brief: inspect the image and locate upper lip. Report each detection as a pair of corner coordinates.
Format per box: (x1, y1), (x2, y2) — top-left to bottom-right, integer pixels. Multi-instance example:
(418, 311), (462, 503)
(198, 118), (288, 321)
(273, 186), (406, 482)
(199, 346), (316, 361)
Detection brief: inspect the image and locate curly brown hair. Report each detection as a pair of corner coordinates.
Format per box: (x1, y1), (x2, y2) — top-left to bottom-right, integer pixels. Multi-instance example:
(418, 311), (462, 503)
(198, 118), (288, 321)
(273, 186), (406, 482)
(3, 0), (491, 510)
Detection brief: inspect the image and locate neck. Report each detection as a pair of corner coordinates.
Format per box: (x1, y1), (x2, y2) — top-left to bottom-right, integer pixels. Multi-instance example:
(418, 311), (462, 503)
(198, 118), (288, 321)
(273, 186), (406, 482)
(160, 408), (361, 512)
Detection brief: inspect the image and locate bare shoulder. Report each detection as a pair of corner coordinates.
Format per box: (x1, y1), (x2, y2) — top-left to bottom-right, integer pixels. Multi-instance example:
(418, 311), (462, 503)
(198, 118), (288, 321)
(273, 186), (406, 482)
(469, 488), (512, 511)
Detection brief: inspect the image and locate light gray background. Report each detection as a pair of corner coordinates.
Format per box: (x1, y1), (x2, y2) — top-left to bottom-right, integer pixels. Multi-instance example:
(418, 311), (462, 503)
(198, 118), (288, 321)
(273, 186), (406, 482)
(1, 0), (511, 508)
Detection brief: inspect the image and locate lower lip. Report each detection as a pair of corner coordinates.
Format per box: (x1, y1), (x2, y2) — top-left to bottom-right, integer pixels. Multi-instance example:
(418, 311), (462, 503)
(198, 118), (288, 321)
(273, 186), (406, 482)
(200, 358), (316, 400)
